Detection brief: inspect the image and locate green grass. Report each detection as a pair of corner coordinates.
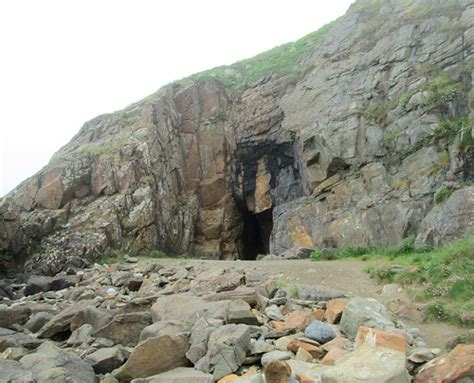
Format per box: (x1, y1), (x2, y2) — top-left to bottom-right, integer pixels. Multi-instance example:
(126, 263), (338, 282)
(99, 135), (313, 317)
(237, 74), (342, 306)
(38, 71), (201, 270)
(172, 20), (337, 94)
(434, 185), (455, 204)
(361, 235), (474, 327)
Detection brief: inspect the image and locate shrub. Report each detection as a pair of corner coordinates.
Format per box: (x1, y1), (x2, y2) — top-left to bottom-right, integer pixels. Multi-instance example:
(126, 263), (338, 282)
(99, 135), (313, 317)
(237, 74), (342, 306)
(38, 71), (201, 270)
(434, 185), (455, 204)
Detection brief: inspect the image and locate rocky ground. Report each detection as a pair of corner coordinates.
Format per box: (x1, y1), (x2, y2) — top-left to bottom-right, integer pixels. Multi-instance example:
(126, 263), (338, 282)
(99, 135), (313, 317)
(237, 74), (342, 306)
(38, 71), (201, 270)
(1, 257), (473, 382)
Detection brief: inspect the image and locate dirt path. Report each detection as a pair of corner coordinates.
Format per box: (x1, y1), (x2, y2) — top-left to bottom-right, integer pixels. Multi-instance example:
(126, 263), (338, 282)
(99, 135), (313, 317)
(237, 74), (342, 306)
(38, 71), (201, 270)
(145, 258), (465, 349)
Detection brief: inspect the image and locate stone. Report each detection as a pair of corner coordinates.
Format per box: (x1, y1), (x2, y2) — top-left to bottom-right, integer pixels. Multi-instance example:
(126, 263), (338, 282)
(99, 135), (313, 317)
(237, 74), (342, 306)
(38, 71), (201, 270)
(24, 275), (53, 296)
(20, 341), (96, 382)
(250, 339), (275, 355)
(445, 329), (474, 350)
(340, 297), (394, 340)
(265, 305), (285, 321)
(325, 298), (348, 324)
(37, 300), (97, 339)
(296, 347), (313, 362)
(321, 349), (351, 365)
(199, 324), (251, 380)
(186, 318), (216, 364)
(114, 335), (189, 381)
(261, 350), (293, 367)
(408, 348), (438, 364)
(24, 311), (54, 333)
(0, 305), (31, 329)
(70, 306), (113, 332)
(296, 284), (346, 302)
(304, 321), (336, 344)
(131, 367), (213, 383)
(272, 310), (324, 331)
(50, 274), (80, 291)
(139, 320), (190, 343)
(414, 344), (474, 383)
(84, 346), (127, 374)
(67, 323), (94, 347)
(228, 309), (259, 325)
(355, 326), (407, 353)
(287, 339), (324, 358)
(320, 344), (410, 382)
(321, 337), (351, 352)
(151, 294), (239, 324)
(0, 359), (37, 382)
(94, 311), (152, 346)
(264, 360), (292, 383)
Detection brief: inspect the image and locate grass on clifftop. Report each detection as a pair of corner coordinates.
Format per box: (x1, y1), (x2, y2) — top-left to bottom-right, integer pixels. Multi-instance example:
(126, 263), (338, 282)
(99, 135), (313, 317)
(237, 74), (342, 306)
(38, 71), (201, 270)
(173, 20), (337, 93)
(311, 235), (474, 327)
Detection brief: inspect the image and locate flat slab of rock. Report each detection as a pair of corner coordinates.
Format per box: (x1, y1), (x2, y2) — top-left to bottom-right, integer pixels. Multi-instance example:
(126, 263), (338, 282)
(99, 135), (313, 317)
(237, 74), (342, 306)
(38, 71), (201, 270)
(84, 346), (127, 374)
(114, 335), (189, 381)
(131, 367), (213, 383)
(20, 342), (96, 383)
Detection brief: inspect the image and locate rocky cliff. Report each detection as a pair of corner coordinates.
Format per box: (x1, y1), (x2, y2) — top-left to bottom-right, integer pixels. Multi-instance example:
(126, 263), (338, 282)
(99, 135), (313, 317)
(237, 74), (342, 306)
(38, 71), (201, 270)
(2, 0), (474, 275)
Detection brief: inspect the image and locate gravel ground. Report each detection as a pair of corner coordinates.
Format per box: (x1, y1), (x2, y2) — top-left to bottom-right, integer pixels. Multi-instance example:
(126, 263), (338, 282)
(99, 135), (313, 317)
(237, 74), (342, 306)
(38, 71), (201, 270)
(142, 258), (465, 349)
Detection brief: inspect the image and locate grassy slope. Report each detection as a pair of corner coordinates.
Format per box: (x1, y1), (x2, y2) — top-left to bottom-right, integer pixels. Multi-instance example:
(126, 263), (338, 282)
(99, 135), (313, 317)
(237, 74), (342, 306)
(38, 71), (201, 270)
(311, 235), (474, 327)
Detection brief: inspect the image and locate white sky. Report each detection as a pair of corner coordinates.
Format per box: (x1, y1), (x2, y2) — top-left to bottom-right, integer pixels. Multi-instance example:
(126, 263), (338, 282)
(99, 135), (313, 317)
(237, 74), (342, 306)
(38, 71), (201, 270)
(0, 0), (354, 196)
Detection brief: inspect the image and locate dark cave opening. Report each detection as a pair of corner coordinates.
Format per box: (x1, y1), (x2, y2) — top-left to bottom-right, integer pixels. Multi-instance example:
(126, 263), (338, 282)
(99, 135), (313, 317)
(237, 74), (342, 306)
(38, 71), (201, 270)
(241, 207), (273, 260)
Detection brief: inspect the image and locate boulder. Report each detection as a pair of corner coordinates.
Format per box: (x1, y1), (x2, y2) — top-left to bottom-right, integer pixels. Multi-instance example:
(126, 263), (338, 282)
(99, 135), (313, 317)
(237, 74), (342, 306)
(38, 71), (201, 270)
(50, 274), (80, 291)
(186, 318), (217, 364)
(0, 305), (31, 329)
(20, 342), (97, 383)
(84, 346), (128, 374)
(340, 297), (394, 339)
(24, 311), (54, 333)
(114, 335), (189, 381)
(287, 339), (324, 358)
(94, 311), (152, 346)
(261, 350), (293, 367)
(199, 324), (251, 380)
(325, 298), (348, 324)
(130, 367), (213, 383)
(228, 309), (259, 325)
(272, 310), (324, 331)
(414, 344), (474, 383)
(70, 306), (114, 332)
(0, 359), (38, 382)
(264, 360), (292, 383)
(24, 275), (53, 296)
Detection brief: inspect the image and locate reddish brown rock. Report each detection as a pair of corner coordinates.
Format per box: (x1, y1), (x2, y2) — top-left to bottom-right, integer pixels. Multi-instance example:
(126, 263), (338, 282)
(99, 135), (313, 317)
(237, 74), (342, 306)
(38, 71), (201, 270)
(321, 349), (351, 365)
(287, 339), (324, 359)
(414, 344), (474, 383)
(272, 310), (324, 331)
(264, 360), (292, 383)
(355, 327), (407, 353)
(325, 298), (348, 324)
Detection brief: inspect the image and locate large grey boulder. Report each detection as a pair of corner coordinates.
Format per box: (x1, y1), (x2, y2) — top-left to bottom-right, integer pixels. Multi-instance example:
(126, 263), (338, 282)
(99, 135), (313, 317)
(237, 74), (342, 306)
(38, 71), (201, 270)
(0, 359), (38, 382)
(24, 311), (54, 333)
(186, 318), (216, 365)
(199, 324), (251, 380)
(20, 342), (97, 383)
(130, 367), (213, 383)
(24, 275), (53, 296)
(114, 335), (189, 381)
(340, 297), (394, 340)
(0, 305), (31, 329)
(415, 187), (474, 247)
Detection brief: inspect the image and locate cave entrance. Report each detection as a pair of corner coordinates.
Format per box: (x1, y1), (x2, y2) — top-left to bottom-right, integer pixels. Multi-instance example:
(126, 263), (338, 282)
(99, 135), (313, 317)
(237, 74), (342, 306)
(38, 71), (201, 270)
(241, 207), (273, 260)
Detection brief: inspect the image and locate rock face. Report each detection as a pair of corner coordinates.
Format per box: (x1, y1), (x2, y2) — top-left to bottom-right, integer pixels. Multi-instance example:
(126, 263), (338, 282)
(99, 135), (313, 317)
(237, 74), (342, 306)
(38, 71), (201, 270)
(1, 0), (474, 272)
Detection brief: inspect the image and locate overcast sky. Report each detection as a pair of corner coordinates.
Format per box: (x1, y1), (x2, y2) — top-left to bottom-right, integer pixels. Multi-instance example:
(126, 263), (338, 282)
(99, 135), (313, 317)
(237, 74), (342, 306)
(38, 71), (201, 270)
(0, 0), (354, 196)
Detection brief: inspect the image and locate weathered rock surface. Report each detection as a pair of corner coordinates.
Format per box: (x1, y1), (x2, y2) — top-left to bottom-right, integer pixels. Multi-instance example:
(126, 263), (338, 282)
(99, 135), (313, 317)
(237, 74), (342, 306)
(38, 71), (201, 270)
(114, 335), (189, 381)
(340, 297), (394, 339)
(20, 342), (97, 383)
(1, 0), (473, 272)
(131, 367), (213, 383)
(414, 344), (474, 383)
